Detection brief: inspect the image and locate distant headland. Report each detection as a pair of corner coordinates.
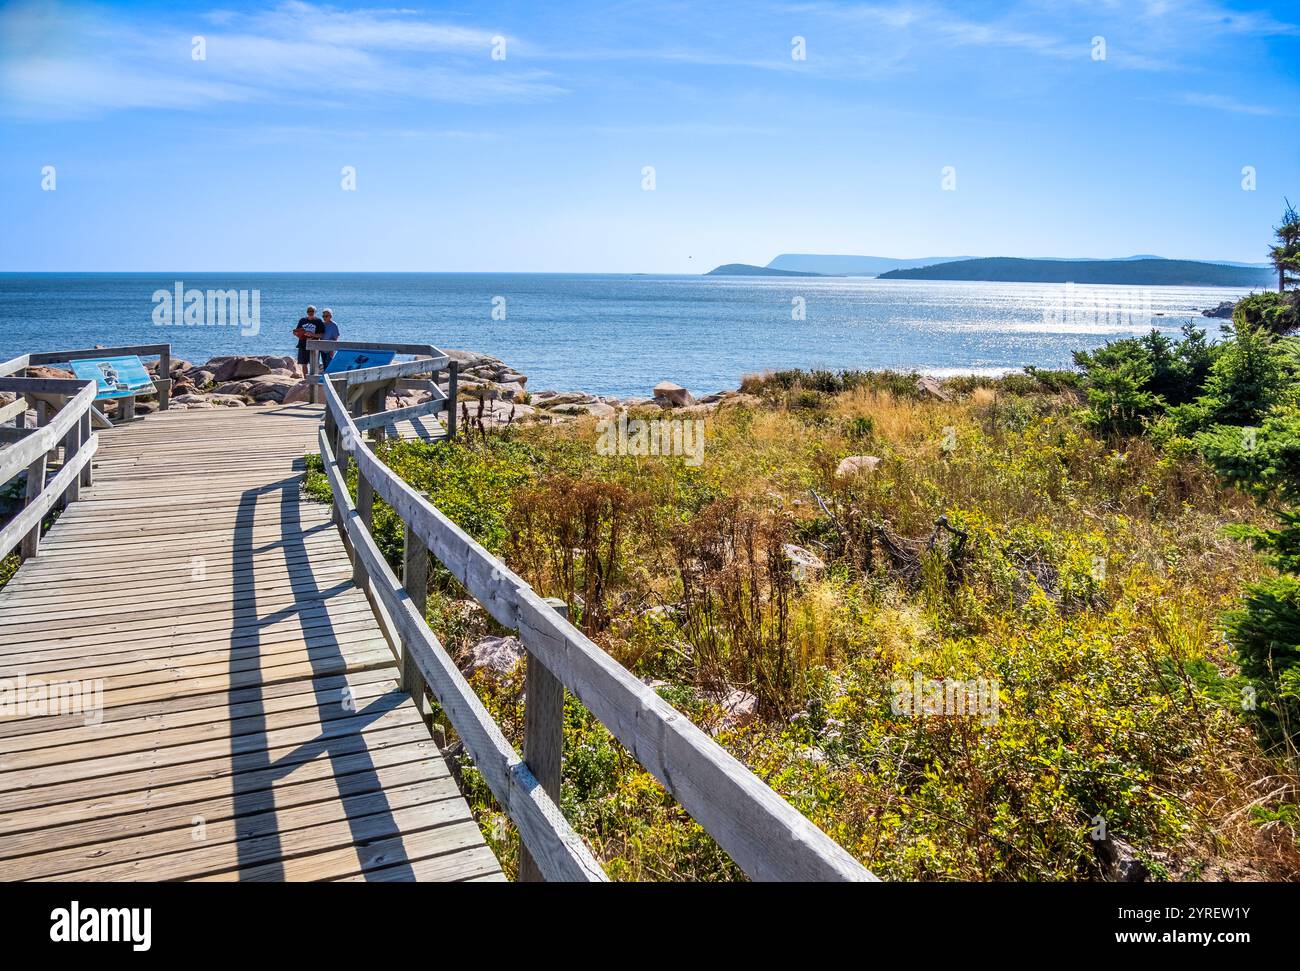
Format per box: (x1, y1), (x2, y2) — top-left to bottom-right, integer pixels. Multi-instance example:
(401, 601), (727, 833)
(703, 263), (828, 277)
(877, 257), (1275, 287)
(705, 253), (1274, 286)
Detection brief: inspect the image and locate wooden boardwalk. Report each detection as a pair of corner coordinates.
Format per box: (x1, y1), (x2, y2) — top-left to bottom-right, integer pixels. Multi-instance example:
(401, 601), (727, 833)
(0, 403), (502, 882)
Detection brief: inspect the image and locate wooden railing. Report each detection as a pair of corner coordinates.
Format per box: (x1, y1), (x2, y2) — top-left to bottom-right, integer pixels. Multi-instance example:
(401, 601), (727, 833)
(0, 354), (100, 561)
(304, 340), (457, 439)
(317, 354), (877, 882)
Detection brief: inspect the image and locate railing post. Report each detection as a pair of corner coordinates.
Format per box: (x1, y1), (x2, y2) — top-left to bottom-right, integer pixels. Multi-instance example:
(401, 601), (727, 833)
(21, 450), (47, 559)
(401, 518), (430, 721)
(61, 413), (81, 505)
(157, 347), (171, 411)
(309, 348), (321, 405)
(446, 360), (458, 440)
(34, 399), (57, 465)
(367, 383), (388, 442)
(353, 383), (376, 589)
(78, 409), (92, 487)
(518, 596), (568, 882)
(354, 466), (374, 590)
(334, 382), (353, 484)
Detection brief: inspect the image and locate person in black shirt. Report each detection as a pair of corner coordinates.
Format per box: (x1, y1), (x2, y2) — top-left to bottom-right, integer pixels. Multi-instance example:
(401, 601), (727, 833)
(293, 305), (324, 374)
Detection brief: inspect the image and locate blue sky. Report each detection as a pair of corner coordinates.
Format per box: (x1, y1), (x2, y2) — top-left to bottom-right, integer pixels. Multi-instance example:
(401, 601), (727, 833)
(1, 0), (1297, 271)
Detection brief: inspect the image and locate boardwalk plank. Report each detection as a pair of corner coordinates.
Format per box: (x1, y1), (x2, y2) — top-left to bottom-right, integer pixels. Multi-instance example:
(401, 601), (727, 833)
(0, 405), (498, 882)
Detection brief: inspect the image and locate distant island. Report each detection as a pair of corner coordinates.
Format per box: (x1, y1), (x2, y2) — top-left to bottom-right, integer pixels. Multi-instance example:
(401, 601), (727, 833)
(705, 263), (827, 277)
(877, 257), (1275, 287)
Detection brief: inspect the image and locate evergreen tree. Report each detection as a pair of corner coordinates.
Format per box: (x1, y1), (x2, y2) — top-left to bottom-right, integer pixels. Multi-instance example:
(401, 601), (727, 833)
(1271, 200), (1300, 293)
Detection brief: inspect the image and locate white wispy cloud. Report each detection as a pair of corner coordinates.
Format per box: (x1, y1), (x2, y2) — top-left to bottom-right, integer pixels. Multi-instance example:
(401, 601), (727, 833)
(1135, 0), (1300, 37)
(1178, 91), (1280, 115)
(0, 0), (563, 117)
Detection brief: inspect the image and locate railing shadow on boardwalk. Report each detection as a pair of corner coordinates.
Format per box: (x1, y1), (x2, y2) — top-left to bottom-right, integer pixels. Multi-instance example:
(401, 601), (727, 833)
(225, 465), (414, 881)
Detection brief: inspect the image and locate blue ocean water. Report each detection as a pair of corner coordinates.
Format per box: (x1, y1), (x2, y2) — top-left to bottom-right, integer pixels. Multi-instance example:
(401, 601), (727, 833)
(0, 273), (1254, 397)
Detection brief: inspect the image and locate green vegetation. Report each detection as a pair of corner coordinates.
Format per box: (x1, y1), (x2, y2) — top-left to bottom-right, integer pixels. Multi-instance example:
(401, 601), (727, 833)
(308, 371), (1296, 881)
(300, 207), (1300, 881)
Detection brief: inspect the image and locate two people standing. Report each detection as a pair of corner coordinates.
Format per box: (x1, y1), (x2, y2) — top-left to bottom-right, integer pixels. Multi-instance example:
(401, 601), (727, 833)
(293, 305), (340, 374)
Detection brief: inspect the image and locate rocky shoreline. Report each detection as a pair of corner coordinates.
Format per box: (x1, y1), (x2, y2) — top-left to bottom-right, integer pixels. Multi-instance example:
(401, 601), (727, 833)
(15, 349), (767, 423)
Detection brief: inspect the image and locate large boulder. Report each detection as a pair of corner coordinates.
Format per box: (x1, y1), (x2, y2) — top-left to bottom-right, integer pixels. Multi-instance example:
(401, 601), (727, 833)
(461, 400), (536, 426)
(549, 401), (616, 419)
(836, 455), (882, 478)
(653, 381), (695, 407)
(782, 543), (826, 580)
(208, 356), (280, 382)
(532, 391), (589, 407)
(715, 689), (759, 732)
(282, 380), (312, 404)
(445, 349), (507, 372)
(231, 358), (274, 380)
(463, 635), (525, 676)
(246, 374), (301, 403)
(1093, 834), (1149, 882)
(26, 365), (74, 380)
(915, 375), (951, 402)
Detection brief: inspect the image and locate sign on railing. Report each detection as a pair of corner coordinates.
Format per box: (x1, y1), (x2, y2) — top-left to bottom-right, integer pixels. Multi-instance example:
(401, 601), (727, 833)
(69, 356), (155, 399)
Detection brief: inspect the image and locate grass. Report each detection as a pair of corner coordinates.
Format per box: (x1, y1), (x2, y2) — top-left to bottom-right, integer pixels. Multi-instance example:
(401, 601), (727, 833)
(305, 368), (1300, 881)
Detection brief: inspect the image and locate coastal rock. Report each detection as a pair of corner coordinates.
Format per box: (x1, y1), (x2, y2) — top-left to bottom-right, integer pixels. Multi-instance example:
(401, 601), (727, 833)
(458, 399), (535, 426)
(653, 381), (695, 407)
(715, 689), (760, 732)
(915, 376), (951, 401)
(463, 635), (526, 676)
(207, 356), (294, 383)
(532, 391), (589, 406)
(1093, 834), (1150, 882)
(26, 365), (74, 380)
(549, 401), (616, 419)
(782, 543), (826, 580)
(716, 392), (762, 410)
(836, 455), (882, 478)
(445, 348), (507, 373)
(171, 394), (216, 409)
(1201, 300), (1236, 319)
(231, 358), (274, 380)
(244, 374), (301, 402)
(461, 381), (502, 400)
